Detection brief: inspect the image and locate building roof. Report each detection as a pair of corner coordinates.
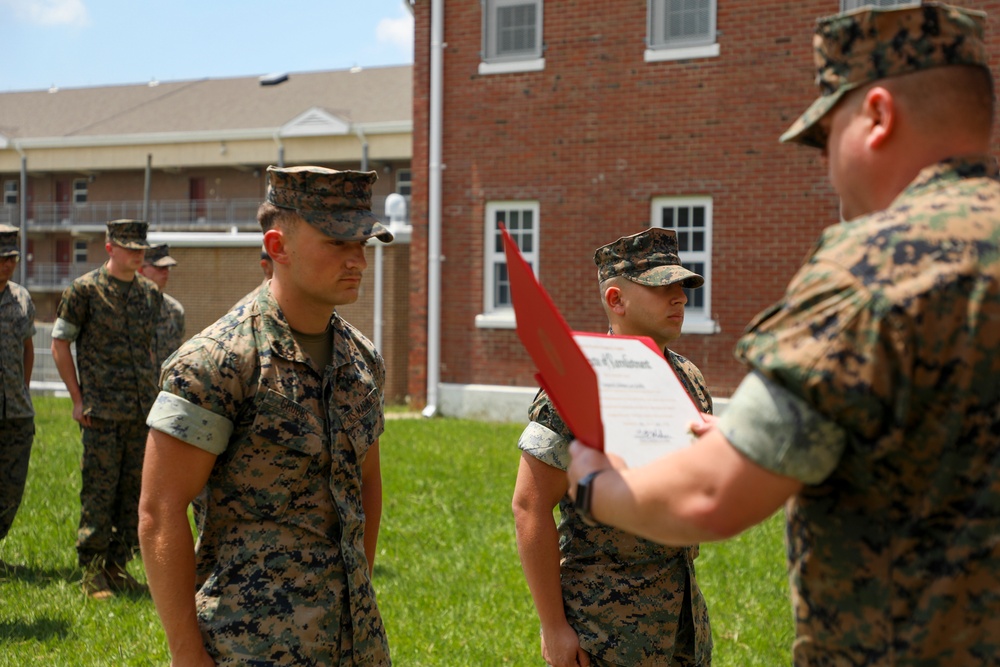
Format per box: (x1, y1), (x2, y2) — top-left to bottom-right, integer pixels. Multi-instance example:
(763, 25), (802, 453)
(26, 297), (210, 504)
(0, 65), (412, 144)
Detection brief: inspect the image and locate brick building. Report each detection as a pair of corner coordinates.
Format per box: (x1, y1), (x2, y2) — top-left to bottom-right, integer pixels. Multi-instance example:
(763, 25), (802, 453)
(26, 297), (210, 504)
(405, 0), (1000, 416)
(0, 65), (414, 402)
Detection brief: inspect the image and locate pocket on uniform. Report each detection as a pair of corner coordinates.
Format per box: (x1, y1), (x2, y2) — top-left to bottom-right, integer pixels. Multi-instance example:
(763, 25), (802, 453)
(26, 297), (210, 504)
(340, 387), (384, 460)
(226, 390), (324, 518)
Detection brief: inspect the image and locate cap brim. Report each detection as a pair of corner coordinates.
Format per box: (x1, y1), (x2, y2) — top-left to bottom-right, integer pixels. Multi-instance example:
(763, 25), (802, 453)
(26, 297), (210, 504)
(0, 250), (20, 258)
(114, 241), (151, 250)
(627, 266), (705, 289)
(779, 88), (847, 148)
(149, 257), (178, 267)
(302, 209), (395, 243)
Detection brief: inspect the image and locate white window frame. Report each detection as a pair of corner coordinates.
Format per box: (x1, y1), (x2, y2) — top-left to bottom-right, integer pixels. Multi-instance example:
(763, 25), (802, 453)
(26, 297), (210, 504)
(841, 0), (920, 10)
(651, 196), (717, 334)
(645, 0), (720, 63)
(479, 0), (545, 75)
(3, 180), (17, 206)
(477, 200), (540, 329)
(72, 178), (88, 204)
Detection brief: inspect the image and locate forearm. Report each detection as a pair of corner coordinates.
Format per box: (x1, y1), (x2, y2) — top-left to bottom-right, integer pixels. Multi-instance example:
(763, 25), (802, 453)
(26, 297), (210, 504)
(50, 339), (82, 402)
(23, 339), (33, 387)
(138, 505), (208, 662)
(514, 507), (572, 633)
(361, 476), (382, 574)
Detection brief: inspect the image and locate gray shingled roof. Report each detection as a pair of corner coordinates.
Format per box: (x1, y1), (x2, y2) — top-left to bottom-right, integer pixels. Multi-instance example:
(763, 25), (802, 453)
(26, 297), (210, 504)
(0, 65), (411, 141)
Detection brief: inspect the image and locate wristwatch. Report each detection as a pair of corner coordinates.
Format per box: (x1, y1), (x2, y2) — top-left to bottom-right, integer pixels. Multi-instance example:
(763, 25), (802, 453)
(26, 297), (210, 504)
(574, 469), (606, 526)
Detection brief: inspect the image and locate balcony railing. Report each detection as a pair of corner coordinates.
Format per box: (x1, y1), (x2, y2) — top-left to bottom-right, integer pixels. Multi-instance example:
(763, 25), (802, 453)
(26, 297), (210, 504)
(26, 261), (104, 290)
(0, 195), (402, 230)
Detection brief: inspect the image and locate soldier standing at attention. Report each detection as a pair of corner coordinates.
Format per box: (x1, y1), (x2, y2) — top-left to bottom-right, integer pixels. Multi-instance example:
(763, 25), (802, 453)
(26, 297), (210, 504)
(139, 243), (186, 370)
(51, 219), (162, 599)
(0, 224), (36, 566)
(514, 228), (712, 667)
(568, 3), (1000, 664)
(139, 166), (393, 666)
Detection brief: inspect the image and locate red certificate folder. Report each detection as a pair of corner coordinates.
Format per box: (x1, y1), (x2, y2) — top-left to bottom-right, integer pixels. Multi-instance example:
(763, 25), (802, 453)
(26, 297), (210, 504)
(500, 224), (606, 449)
(501, 224), (705, 459)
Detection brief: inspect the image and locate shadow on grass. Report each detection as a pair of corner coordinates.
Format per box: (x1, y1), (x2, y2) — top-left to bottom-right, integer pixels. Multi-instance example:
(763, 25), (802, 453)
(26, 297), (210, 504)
(0, 561), (79, 586)
(0, 617), (71, 642)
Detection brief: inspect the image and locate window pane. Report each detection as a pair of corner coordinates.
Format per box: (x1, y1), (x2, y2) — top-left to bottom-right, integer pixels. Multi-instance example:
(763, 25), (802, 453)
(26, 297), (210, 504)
(693, 206), (704, 228)
(677, 232), (689, 253)
(498, 3), (536, 56)
(662, 208), (674, 228)
(495, 264), (510, 307)
(677, 207), (689, 228)
(684, 261), (705, 309)
(692, 231), (704, 252)
(665, 0), (710, 40)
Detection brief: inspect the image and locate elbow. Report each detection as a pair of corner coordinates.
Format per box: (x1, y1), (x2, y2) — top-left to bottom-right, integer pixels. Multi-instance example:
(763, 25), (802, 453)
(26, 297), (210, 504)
(677, 493), (749, 542)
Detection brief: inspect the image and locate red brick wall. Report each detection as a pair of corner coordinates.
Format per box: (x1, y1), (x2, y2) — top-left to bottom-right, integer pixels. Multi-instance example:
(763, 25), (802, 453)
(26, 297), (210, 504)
(408, 0), (1000, 406)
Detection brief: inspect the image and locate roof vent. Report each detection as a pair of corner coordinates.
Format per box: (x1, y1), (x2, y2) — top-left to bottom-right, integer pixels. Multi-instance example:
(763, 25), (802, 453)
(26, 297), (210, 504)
(259, 72), (289, 87)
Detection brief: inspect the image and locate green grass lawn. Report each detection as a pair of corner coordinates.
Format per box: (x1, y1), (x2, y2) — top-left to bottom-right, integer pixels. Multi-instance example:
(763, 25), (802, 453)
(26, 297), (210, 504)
(0, 397), (792, 666)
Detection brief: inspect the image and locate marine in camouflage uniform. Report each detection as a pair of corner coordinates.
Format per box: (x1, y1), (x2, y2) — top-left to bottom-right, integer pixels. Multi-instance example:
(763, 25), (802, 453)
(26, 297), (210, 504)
(567, 3), (1000, 665)
(731, 4), (1000, 662)
(51, 219), (161, 595)
(140, 243), (186, 370)
(515, 228), (712, 666)
(141, 166), (393, 666)
(0, 224), (36, 550)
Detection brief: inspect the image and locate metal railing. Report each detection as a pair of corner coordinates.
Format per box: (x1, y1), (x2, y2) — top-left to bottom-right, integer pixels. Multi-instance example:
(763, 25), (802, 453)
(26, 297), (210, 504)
(0, 195), (403, 230)
(26, 261), (104, 290)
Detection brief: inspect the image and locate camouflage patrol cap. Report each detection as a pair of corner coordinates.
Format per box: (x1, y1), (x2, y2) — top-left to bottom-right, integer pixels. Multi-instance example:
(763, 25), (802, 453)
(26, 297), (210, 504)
(0, 224), (20, 258)
(144, 243), (177, 267)
(265, 165), (394, 243)
(595, 228), (704, 289)
(106, 219), (150, 250)
(781, 2), (989, 148)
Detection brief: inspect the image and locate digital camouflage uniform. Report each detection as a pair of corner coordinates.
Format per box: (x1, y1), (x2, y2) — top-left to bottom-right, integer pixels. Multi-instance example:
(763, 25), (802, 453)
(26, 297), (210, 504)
(0, 223), (36, 542)
(146, 166), (393, 666)
(155, 292), (185, 370)
(521, 351), (713, 667)
(147, 283), (390, 666)
(53, 220), (161, 569)
(144, 243), (186, 370)
(721, 4), (1000, 664)
(519, 228), (712, 666)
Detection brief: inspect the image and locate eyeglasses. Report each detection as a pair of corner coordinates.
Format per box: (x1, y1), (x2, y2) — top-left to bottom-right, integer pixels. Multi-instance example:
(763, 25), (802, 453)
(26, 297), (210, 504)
(0, 255), (19, 264)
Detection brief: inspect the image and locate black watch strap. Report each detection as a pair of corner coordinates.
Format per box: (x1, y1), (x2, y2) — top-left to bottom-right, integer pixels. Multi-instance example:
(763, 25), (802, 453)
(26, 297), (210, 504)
(574, 469), (605, 526)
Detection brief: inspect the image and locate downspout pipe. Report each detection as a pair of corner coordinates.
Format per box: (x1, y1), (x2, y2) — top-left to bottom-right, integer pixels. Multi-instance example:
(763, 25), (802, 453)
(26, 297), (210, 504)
(15, 143), (27, 285)
(142, 154), (152, 221)
(423, 0), (444, 418)
(355, 126), (385, 353)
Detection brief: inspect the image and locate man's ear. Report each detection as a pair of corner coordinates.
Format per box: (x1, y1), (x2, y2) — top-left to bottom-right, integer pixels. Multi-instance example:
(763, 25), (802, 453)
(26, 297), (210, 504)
(263, 229), (287, 265)
(604, 284), (626, 315)
(863, 86), (895, 150)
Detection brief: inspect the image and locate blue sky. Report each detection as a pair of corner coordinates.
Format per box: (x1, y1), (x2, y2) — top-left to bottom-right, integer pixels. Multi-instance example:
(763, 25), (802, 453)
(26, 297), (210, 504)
(0, 0), (415, 92)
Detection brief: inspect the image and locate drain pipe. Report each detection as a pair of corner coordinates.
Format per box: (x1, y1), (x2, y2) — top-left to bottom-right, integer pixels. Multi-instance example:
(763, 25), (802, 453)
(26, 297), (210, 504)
(142, 154), (152, 221)
(423, 0), (444, 418)
(15, 144), (27, 285)
(355, 126), (385, 352)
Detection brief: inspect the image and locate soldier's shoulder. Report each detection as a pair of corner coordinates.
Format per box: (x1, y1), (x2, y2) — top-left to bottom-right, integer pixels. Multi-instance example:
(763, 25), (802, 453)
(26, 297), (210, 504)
(164, 293), (185, 314)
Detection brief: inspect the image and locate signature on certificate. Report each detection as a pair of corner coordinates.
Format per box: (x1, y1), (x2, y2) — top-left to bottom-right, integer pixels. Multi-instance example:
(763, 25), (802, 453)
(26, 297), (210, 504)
(634, 428), (674, 442)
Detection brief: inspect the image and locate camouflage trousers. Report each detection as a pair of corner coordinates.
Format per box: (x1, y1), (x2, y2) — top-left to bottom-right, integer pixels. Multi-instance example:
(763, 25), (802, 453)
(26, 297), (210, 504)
(77, 417), (147, 569)
(0, 418), (35, 541)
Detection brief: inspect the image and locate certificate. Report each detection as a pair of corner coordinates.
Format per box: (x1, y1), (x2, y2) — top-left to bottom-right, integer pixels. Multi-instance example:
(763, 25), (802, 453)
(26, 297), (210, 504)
(572, 332), (703, 467)
(500, 224), (704, 467)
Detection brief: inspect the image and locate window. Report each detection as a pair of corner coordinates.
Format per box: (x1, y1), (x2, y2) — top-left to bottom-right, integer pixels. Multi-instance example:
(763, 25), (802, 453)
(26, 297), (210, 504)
(3, 180), (17, 206)
(478, 201), (539, 328)
(841, 0), (919, 10)
(480, 0), (545, 75)
(645, 0), (720, 62)
(396, 168), (412, 198)
(73, 240), (88, 264)
(72, 178), (88, 204)
(652, 196), (716, 334)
